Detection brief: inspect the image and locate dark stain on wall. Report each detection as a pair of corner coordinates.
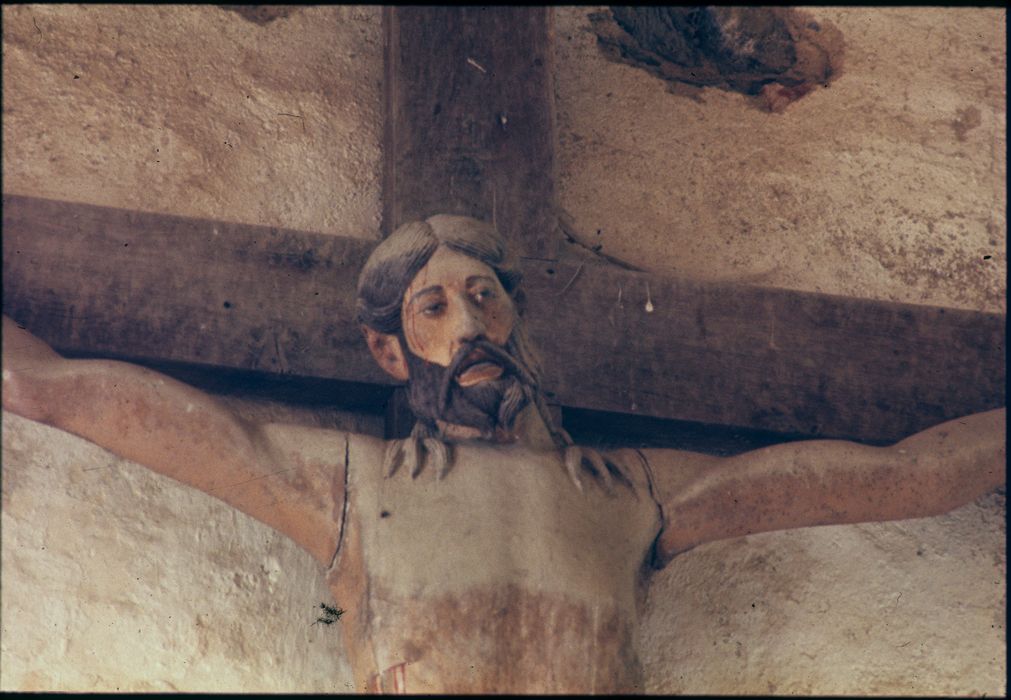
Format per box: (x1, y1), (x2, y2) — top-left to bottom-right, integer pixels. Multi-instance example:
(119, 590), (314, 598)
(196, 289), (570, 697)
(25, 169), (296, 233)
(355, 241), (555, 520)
(219, 5), (302, 26)
(591, 7), (845, 112)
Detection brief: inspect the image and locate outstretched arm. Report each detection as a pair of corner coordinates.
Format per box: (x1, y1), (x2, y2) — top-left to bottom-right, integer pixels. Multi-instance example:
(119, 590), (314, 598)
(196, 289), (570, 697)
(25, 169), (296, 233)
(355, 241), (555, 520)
(644, 408), (1005, 567)
(2, 315), (346, 565)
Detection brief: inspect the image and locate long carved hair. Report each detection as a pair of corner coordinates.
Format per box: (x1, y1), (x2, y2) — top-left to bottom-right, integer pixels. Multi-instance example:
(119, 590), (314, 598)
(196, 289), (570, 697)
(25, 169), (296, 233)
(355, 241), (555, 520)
(356, 216), (570, 460)
(355, 215), (633, 492)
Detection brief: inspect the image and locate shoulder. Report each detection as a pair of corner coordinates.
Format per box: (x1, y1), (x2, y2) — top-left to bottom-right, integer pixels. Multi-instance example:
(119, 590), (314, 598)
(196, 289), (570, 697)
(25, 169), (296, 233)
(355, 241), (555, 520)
(256, 422), (388, 466)
(605, 446), (723, 502)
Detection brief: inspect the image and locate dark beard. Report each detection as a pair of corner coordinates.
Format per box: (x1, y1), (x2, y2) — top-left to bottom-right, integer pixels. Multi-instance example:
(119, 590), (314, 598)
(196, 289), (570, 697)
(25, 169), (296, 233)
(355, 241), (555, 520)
(403, 338), (535, 438)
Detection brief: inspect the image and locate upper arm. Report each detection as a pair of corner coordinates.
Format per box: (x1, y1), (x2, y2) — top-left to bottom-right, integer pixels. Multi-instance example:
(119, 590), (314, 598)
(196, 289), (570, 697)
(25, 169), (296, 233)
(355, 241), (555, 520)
(4, 354), (348, 565)
(239, 421), (350, 565)
(629, 447), (724, 565)
(644, 440), (898, 567)
(645, 409), (1005, 567)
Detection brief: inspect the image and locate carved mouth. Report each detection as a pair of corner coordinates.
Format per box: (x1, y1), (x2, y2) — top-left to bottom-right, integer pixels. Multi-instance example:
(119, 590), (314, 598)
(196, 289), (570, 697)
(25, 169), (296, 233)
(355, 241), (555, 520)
(455, 350), (504, 387)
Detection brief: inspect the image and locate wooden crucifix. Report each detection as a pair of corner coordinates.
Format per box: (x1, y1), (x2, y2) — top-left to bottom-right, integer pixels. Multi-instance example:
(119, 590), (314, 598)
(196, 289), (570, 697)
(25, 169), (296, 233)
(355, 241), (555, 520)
(1, 7), (1005, 694)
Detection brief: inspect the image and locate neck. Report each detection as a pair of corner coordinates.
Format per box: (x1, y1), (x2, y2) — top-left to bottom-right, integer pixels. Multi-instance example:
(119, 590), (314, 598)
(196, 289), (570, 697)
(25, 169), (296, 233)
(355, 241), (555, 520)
(437, 404), (556, 450)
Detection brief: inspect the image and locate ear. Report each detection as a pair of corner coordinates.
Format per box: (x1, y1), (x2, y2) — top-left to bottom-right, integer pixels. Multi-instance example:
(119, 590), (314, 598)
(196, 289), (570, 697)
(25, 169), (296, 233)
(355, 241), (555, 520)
(362, 326), (410, 381)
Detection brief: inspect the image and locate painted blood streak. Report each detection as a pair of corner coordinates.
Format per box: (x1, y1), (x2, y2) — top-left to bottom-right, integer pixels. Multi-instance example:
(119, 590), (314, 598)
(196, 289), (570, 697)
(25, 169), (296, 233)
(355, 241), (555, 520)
(362, 582), (642, 693)
(368, 662), (407, 694)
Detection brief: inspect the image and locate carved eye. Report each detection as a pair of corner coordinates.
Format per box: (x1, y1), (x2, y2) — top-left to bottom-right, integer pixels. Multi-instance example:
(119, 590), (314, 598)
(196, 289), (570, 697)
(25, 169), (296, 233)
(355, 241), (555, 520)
(472, 287), (496, 304)
(422, 302), (445, 317)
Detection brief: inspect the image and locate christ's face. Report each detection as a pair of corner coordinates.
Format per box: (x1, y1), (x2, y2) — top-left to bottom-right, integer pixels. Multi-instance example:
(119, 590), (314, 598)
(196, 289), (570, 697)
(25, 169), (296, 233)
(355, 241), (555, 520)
(362, 244), (531, 437)
(401, 246), (517, 387)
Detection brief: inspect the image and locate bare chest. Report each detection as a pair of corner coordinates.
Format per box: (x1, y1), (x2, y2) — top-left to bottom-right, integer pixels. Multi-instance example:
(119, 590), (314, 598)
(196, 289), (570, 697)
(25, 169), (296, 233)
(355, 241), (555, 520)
(330, 440), (660, 693)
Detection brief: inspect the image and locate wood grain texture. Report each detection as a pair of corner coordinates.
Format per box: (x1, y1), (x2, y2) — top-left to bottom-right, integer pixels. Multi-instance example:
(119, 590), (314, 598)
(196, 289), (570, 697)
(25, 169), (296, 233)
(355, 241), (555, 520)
(2, 194), (388, 387)
(522, 261), (1004, 441)
(382, 7), (557, 259)
(3, 195), (1004, 442)
(382, 7), (558, 437)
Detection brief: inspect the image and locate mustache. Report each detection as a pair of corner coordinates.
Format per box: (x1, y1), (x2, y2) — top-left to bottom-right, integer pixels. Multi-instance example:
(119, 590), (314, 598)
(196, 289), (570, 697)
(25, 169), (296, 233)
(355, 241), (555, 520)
(437, 339), (536, 418)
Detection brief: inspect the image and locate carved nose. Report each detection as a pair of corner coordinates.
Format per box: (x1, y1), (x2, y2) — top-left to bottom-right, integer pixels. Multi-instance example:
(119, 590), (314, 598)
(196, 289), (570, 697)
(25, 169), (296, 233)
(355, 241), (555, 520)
(453, 300), (486, 343)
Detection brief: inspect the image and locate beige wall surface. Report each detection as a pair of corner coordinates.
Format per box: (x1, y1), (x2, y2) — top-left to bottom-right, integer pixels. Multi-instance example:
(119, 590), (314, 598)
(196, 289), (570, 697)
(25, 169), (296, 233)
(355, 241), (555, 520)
(1, 4), (1005, 695)
(2, 4), (383, 239)
(555, 7), (1006, 312)
(638, 494), (1006, 695)
(552, 15), (1006, 689)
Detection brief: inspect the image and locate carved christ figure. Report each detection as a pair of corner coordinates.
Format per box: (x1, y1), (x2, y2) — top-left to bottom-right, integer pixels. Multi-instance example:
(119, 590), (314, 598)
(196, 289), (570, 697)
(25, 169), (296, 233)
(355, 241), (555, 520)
(2, 215), (1005, 693)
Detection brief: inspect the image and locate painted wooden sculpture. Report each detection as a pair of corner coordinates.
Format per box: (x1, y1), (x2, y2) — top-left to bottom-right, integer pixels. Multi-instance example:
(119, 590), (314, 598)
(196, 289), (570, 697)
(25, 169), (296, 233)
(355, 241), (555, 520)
(2, 215), (1004, 693)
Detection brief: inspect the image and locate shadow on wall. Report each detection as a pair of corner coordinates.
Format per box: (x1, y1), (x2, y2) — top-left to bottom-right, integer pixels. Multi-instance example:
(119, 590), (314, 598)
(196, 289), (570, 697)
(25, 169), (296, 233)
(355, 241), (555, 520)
(591, 6), (846, 113)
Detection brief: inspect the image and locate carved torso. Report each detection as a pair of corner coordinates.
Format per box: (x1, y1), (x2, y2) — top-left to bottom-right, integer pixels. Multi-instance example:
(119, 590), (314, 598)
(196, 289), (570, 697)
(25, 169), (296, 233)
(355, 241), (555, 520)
(328, 436), (662, 693)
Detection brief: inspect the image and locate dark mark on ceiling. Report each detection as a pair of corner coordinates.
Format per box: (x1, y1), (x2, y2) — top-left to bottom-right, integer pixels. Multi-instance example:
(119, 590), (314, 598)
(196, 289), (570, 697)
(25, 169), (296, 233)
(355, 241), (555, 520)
(219, 5), (302, 26)
(591, 7), (846, 113)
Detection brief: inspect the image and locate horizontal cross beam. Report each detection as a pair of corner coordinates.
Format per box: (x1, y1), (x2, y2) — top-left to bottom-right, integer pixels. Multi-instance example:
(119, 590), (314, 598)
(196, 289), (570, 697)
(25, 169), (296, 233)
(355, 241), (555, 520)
(2, 194), (1004, 442)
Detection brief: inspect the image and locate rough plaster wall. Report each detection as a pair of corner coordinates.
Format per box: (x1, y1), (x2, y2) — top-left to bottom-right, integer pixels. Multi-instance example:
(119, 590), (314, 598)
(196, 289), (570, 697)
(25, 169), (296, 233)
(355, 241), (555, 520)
(555, 6), (1006, 694)
(1, 4), (383, 239)
(555, 7), (1006, 312)
(1, 411), (359, 692)
(637, 495), (1006, 695)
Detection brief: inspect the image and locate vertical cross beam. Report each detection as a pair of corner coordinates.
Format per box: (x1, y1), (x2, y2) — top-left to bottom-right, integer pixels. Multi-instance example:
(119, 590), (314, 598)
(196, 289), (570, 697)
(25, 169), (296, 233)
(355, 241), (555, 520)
(382, 6), (558, 259)
(382, 7), (559, 437)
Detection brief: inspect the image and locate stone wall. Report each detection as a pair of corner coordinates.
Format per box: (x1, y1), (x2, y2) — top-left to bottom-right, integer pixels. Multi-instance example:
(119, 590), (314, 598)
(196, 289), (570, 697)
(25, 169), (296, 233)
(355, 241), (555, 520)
(2, 412), (355, 692)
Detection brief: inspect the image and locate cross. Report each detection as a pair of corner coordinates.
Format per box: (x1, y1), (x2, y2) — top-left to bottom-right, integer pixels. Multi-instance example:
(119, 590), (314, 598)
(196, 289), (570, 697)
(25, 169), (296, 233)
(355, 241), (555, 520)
(1, 11), (1003, 442)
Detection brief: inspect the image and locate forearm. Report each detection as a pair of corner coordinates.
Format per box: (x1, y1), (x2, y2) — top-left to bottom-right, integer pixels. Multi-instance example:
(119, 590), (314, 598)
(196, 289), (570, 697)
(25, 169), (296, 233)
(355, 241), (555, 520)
(659, 409), (1005, 561)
